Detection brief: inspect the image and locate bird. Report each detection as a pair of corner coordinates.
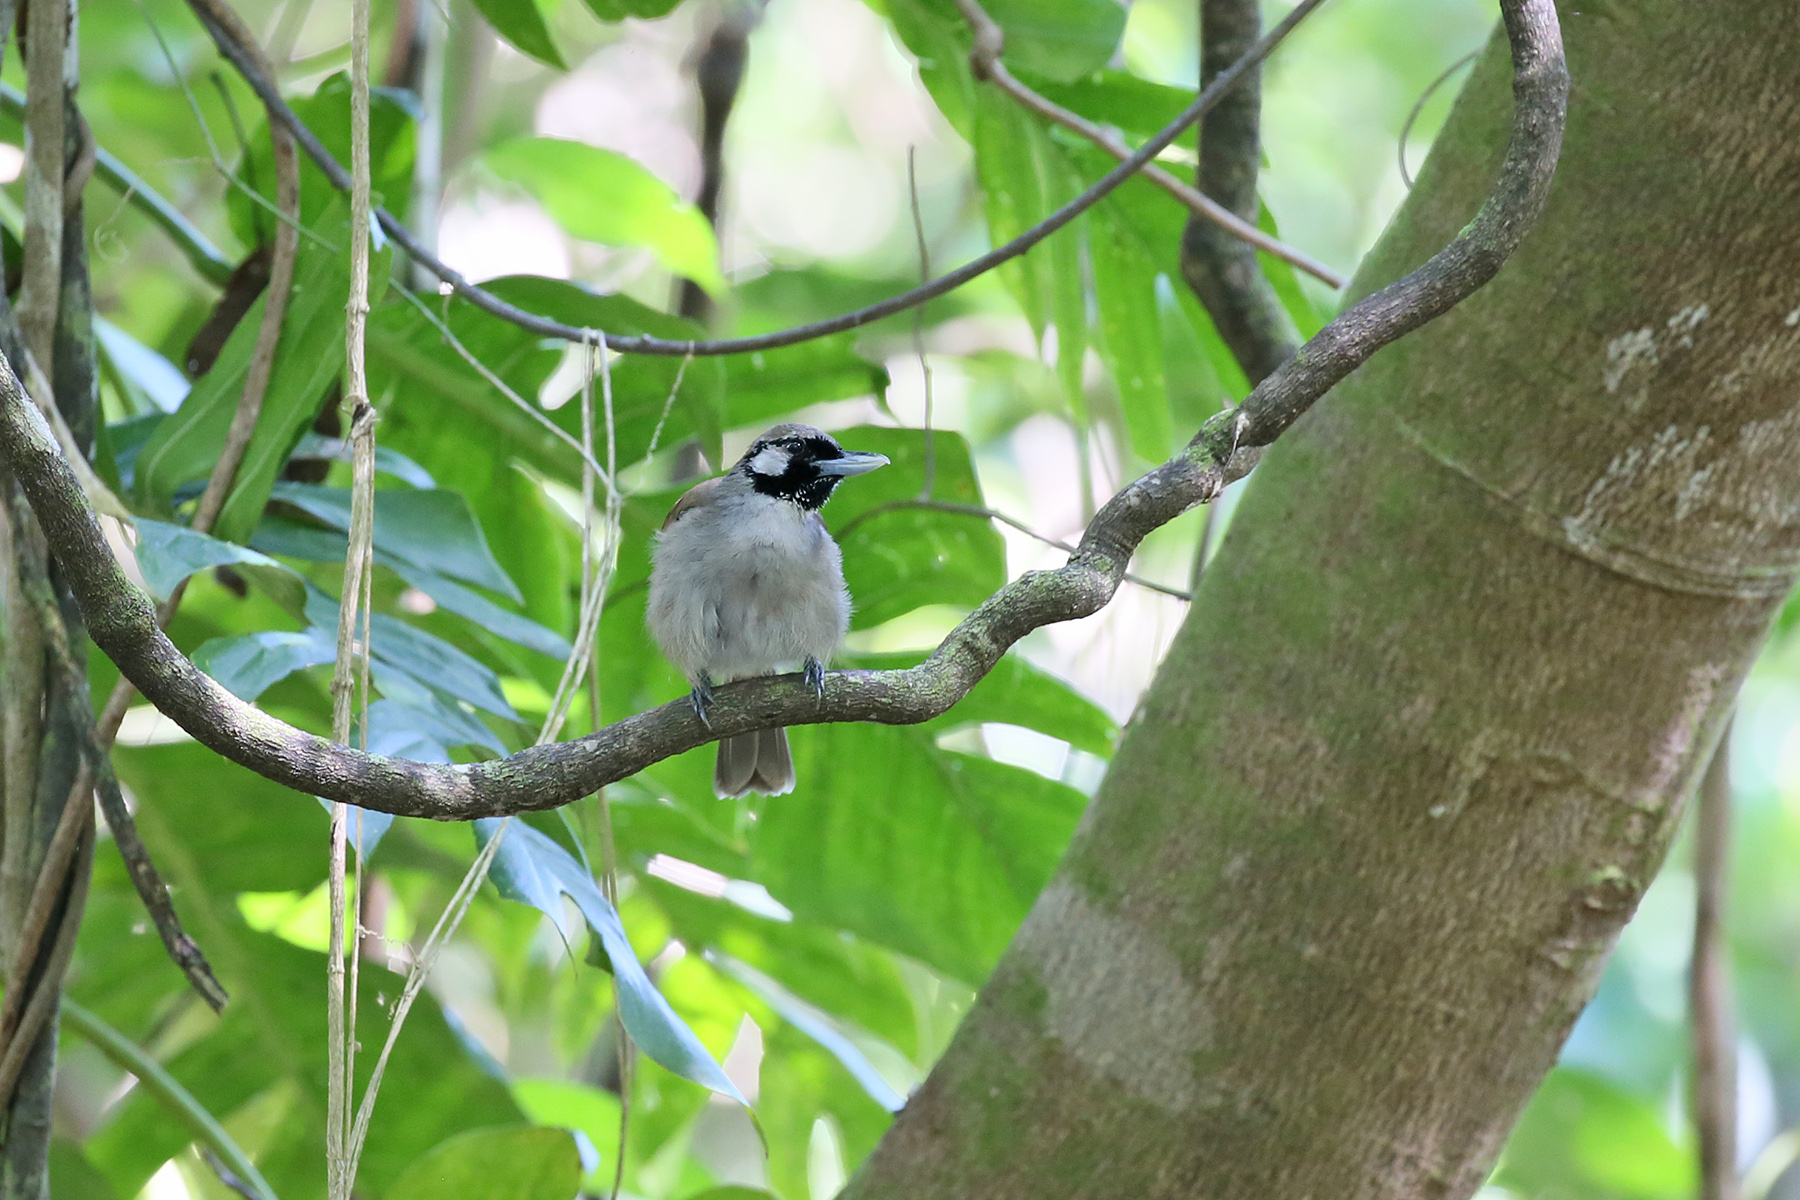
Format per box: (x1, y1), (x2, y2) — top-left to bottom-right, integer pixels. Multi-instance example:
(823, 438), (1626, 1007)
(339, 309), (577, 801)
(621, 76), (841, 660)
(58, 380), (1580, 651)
(647, 423), (889, 798)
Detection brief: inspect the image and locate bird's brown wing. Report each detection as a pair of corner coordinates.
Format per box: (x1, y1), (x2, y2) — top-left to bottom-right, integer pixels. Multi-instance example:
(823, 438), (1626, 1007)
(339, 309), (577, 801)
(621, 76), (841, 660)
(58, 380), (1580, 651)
(662, 476), (723, 530)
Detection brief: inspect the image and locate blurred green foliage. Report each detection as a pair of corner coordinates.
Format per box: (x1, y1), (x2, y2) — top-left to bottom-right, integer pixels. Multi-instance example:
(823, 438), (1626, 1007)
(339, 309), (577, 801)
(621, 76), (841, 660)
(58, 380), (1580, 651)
(27, 0), (1794, 1199)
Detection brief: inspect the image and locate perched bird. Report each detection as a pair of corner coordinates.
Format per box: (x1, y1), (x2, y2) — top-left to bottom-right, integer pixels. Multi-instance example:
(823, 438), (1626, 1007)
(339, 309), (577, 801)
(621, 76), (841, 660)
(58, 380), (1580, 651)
(647, 423), (889, 798)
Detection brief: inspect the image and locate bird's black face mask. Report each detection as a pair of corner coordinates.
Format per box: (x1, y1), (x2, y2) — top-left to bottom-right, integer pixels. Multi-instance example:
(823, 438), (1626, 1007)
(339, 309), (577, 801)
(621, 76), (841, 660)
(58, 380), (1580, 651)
(742, 430), (888, 510)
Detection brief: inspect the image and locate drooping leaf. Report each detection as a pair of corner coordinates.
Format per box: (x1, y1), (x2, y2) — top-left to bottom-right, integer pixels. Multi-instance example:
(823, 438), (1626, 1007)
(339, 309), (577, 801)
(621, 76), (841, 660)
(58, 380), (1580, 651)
(385, 1126), (584, 1200)
(389, 562), (573, 660)
(475, 819), (747, 1102)
(485, 138), (725, 294)
(96, 316), (189, 413)
(131, 517), (293, 601)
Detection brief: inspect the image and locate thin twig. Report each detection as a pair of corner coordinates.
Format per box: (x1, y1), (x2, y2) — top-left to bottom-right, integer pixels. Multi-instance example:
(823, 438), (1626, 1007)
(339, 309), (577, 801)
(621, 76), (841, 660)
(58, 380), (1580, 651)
(192, 0), (1332, 356)
(0, 0), (1566, 819)
(1400, 51), (1481, 190)
(1693, 724), (1740, 1200)
(907, 147), (938, 500)
(952, 0), (1342, 292)
(0, 832), (91, 1108)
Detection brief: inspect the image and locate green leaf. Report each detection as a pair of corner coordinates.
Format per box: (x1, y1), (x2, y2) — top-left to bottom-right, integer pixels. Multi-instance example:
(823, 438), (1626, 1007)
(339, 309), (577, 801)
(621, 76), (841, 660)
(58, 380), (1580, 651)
(96, 317), (189, 413)
(131, 517), (294, 601)
(985, 0), (1127, 82)
(389, 562), (573, 660)
(511, 1079), (620, 1189)
(1090, 209), (1172, 461)
(475, 819), (748, 1102)
(752, 726), (1086, 983)
(227, 74), (419, 241)
(819, 426), (1006, 628)
(270, 482), (523, 601)
(847, 650), (1118, 755)
(486, 138), (726, 293)
(291, 431), (437, 488)
(1026, 68), (1193, 141)
(477, 274), (728, 469)
(710, 953), (906, 1112)
(135, 197), (394, 543)
(468, 0), (567, 69)
(580, 0), (683, 18)
(1497, 1068), (1694, 1200)
(191, 626), (336, 701)
(385, 1126), (584, 1200)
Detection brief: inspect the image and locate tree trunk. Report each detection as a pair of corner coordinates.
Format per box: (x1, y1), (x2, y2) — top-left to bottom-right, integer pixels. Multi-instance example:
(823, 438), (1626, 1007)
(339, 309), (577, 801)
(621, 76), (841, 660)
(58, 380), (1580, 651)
(842, 2), (1800, 1197)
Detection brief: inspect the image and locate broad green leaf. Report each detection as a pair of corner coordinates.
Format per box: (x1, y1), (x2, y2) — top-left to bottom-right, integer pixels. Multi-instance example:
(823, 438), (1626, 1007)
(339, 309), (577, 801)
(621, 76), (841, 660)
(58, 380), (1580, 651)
(48, 1141), (120, 1200)
(756, 1026), (894, 1200)
(581, 0), (682, 20)
(971, 92), (1054, 338)
(132, 517), (293, 601)
(1090, 208), (1172, 461)
(819, 426), (1006, 628)
(475, 819), (747, 1103)
(485, 138), (726, 294)
(846, 650), (1117, 755)
(1026, 68), (1193, 140)
(752, 725), (1087, 983)
(291, 431), (437, 488)
(477, 274), (728, 469)
(985, 0), (1126, 82)
(385, 1126), (584, 1200)
(227, 74), (419, 242)
(512, 1079), (620, 1188)
(371, 614), (522, 720)
(82, 933), (523, 1200)
(470, 0), (566, 68)
(389, 562), (573, 660)
(1497, 1068), (1694, 1200)
(135, 197), (393, 543)
(191, 626), (336, 701)
(722, 338), (890, 433)
(270, 482), (522, 601)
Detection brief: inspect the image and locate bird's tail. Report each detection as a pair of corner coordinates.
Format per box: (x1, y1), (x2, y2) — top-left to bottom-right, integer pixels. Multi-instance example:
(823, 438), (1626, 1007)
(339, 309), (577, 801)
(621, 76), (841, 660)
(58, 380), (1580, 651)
(714, 727), (795, 798)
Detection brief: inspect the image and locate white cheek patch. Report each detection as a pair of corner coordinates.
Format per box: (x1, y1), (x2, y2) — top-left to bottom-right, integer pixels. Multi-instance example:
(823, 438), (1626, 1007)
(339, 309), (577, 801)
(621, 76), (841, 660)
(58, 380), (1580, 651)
(750, 446), (791, 477)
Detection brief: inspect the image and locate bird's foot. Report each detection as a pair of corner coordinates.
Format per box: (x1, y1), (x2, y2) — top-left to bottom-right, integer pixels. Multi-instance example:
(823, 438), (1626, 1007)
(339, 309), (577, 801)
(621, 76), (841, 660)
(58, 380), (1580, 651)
(803, 657), (827, 702)
(689, 675), (716, 728)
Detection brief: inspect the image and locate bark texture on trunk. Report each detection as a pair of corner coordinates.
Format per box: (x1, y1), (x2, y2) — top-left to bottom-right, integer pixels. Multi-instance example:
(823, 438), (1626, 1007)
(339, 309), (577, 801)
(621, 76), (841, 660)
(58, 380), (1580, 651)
(843, 3), (1800, 1197)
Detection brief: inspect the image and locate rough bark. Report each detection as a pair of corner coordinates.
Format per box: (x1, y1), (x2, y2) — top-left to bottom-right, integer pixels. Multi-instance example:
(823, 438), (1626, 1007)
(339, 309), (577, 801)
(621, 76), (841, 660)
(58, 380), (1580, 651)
(843, 3), (1800, 1198)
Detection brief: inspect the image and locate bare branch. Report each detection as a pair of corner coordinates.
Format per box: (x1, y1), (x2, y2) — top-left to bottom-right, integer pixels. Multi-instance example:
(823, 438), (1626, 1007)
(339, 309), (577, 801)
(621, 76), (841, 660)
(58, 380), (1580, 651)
(952, 0), (1343, 290)
(1180, 0), (1299, 385)
(0, 0), (1565, 823)
(187, 0), (1330, 357)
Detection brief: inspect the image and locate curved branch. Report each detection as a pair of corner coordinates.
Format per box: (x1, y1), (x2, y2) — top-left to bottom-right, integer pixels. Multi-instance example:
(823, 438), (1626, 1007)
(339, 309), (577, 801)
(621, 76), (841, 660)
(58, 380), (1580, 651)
(188, 0), (1328, 357)
(0, 0), (1564, 822)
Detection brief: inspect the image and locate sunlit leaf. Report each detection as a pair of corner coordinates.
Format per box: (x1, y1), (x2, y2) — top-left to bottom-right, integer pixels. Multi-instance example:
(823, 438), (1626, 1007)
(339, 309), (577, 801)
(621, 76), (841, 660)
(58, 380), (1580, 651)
(385, 1125), (584, 1200)
(985, 0), (1126, 82)
(486, 138), (725, 294)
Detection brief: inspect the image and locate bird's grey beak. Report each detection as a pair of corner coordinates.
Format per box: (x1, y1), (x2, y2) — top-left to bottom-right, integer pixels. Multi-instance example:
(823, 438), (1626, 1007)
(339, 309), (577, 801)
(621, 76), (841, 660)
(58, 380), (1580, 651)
(816, 451), (890, 477)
